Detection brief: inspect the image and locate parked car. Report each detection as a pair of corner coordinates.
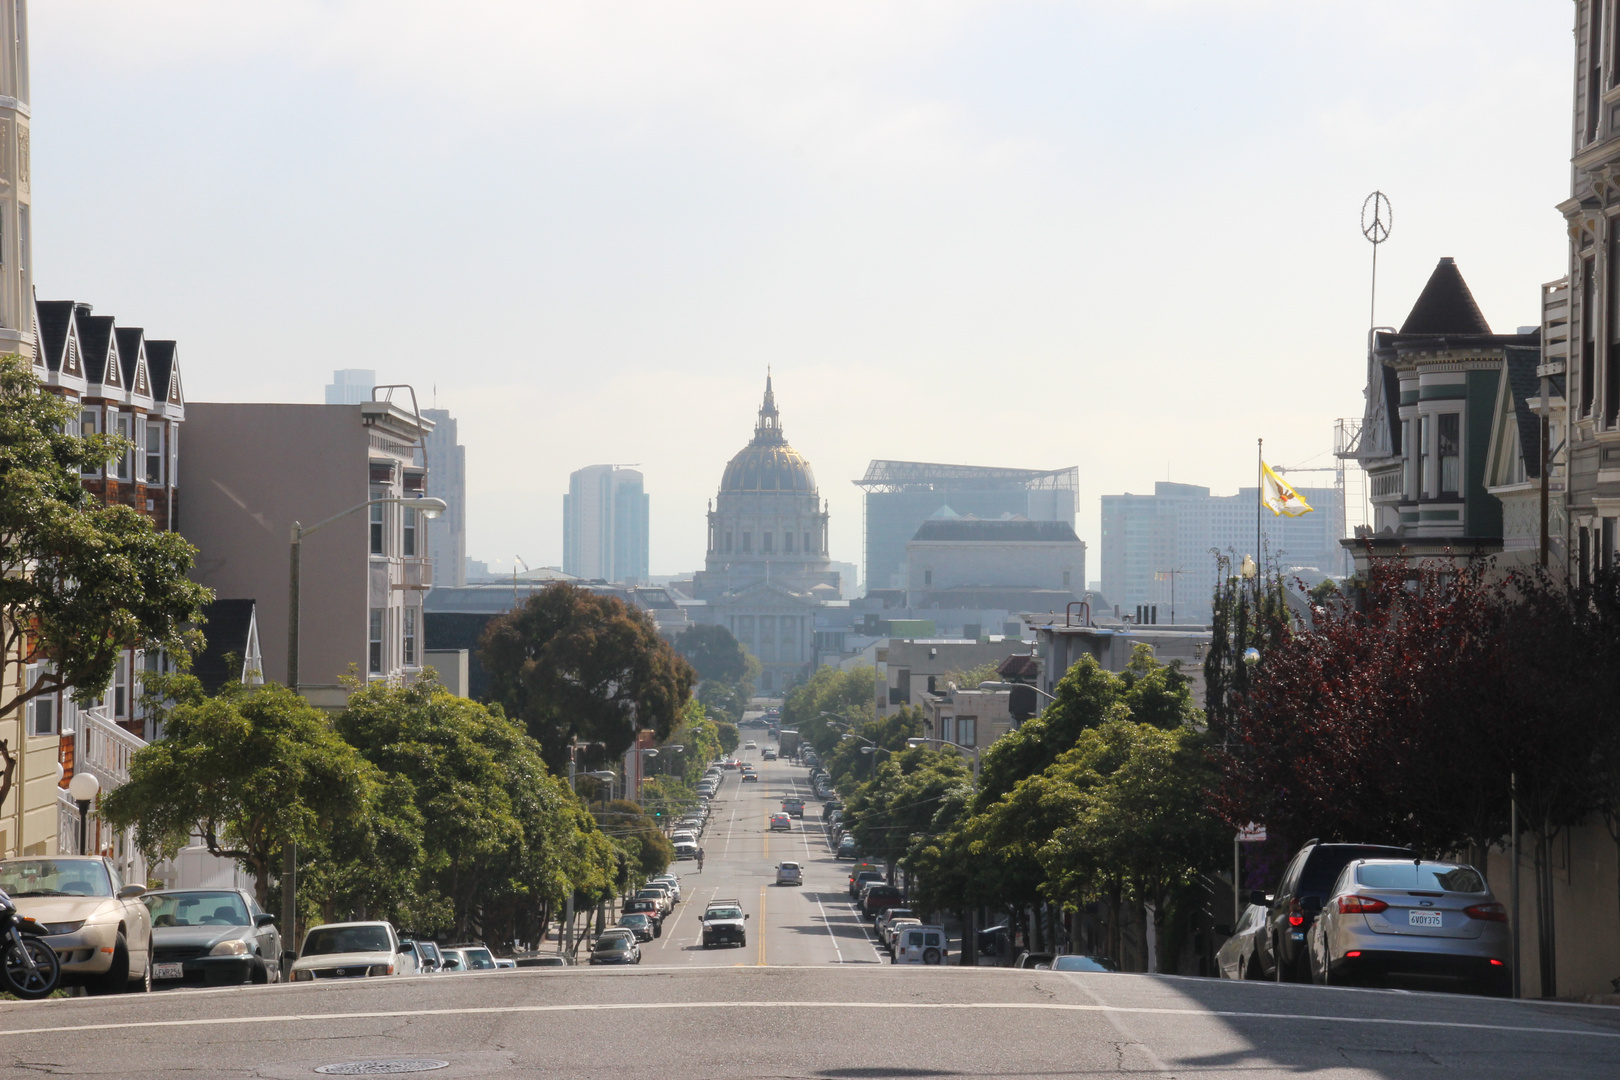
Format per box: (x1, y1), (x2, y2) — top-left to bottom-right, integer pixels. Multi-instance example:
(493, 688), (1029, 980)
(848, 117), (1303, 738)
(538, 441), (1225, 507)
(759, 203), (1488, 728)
(893, 925), (950, 965)
(769, 813), (791, 831)
(0, 855), (154, 993)
(1049, 955), (1120, 973)
(836, 836), (858, 859)
(413, 939), (444, 973)
(590, 935), (641, 965)
(674, 840), (699, 860)
(1216, 898), (1270, 980)
(291, 921), (416, 981)
(493, 958), (517, 969)
(1306, 858), (1511, 995)
(976, 924), (1010, 957)
(1013, 952), (1055, 969)
(849, 870), (884, 899)
(1261, 841), (1413, 981)
(398, 939), (436, 974)
(444, 943), (497, 970)
(875, 907), (913, 946)
(617, 913), (656, 942)
(861, 884), (905, 919)
(514, 954), (572, 968)
(623, 899), (664, 933)
(700, 900), (749, 948)
(635, 887), (673, 914)
(142, 887), (281, 987)
(884, 919), (921, 956)
(651, 874), (682, 903)
(775, 862), (803, 886)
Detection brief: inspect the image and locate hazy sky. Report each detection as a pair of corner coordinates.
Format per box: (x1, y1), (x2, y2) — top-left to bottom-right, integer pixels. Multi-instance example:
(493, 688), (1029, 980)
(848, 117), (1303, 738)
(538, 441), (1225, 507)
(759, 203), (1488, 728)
(34, 1), (1570, 580)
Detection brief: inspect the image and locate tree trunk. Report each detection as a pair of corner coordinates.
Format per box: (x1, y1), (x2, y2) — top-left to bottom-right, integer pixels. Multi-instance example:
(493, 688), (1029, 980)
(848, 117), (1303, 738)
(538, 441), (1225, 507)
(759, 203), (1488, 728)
(1135, 892), (1150, 973)
(1535, 825), (1557, 998)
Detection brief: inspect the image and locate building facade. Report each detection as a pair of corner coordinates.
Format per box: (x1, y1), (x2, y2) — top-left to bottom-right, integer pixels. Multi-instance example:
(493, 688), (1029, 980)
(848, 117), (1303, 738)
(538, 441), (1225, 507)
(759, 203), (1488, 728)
(1102, 480), (1343, 623)
(0, 0), (29, 357)
(324, 368), (375, 405)
(422, 408), (467, 588)
(563, 465), (649, 584)
(181, 402), (435, 708)
(854, 461), (1078, 595)
(903, 517), (1085, 610)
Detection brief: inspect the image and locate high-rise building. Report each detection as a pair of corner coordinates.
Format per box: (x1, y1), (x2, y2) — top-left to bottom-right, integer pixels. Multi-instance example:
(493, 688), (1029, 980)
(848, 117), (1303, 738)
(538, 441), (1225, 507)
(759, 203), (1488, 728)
(853, 461), (1077, 594)
(324, 368), (375, 405)
(1102, 480), (1344, 623)
(421, 408), (466, 588)
(563, 465), (649, 583)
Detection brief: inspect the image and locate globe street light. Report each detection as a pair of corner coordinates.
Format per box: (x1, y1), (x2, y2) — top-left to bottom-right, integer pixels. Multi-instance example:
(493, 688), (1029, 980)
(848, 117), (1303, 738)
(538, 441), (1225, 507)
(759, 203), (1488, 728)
(68, 770), (100, 855)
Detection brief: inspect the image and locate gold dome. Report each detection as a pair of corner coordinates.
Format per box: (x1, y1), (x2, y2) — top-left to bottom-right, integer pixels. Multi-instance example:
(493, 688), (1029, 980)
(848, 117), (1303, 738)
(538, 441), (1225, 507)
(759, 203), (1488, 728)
(719, 375), (818, 494)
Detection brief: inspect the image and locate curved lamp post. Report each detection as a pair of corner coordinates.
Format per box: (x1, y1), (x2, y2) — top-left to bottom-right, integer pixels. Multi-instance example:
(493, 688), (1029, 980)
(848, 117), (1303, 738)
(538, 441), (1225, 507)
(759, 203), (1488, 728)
(281, 494), (446, 977)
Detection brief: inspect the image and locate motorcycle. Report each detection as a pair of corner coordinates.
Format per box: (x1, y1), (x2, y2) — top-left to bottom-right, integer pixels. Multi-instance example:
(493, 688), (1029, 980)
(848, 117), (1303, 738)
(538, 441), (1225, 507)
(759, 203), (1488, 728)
(0, 888), (59, 1000)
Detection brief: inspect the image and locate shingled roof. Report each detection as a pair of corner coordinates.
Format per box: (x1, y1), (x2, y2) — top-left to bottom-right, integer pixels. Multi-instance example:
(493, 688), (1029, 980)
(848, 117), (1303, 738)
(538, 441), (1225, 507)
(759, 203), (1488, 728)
(1399, 257), (1492, 335)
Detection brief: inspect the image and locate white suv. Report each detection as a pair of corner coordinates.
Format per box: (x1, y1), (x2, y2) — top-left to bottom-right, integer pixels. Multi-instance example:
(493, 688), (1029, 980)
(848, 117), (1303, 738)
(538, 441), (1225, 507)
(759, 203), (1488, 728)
(892, 925), (950, 965)
(775, 862), (803, 886)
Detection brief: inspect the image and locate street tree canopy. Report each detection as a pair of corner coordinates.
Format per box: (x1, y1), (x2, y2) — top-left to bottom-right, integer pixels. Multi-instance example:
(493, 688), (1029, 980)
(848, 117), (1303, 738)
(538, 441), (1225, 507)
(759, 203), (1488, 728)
(481, 583), (694, 772)
(674, 624), (750, 684)
(0, 354), (210, 803)
(99, 679), (381, 907)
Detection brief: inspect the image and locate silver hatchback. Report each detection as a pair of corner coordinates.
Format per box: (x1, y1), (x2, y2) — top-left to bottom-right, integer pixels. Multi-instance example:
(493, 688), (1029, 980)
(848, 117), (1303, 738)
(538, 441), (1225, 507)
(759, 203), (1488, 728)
(1306, 858), (1510, 995)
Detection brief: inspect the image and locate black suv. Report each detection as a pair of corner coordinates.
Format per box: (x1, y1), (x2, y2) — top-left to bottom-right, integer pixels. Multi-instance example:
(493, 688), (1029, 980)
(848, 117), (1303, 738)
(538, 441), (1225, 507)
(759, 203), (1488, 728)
(1261, 840), (1413, 981)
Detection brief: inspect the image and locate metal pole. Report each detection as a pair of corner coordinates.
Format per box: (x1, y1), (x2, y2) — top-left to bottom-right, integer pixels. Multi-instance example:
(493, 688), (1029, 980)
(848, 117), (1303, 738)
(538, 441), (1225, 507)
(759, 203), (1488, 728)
(1511, 773), (1521, 998)
(77, 800), (89, 856)
(1256, 438), (1264, 598)
(282, 524), (301, 978)
(1540, 376), (1551, 569)
(1234, 836), (1241, 937)
(565, 754), (576, 958)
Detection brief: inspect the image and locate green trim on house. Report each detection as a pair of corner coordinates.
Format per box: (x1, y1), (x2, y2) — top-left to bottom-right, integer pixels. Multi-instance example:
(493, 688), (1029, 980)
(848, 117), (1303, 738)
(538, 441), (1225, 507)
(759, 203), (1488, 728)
(1400, 391), (1419, 406)
(1419, 510), (1461, 521)
(1400, 513), (1420, 523)
(1418, 384), (1469, 401)
(1464, 369), (1503, 538)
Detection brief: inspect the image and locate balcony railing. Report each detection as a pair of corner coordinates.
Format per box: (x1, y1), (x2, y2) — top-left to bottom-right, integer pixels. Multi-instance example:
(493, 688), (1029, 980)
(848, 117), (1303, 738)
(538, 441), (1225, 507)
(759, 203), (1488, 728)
(78, 706), (146, 790)
(57, 787), (80, 855)
(394, 558), (433, 592)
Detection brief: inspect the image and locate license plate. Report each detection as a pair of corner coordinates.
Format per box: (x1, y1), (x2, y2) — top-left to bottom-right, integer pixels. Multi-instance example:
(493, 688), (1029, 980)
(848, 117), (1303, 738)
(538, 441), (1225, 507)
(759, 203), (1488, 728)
(1408, 910), (1443, 927)
(153, 963), (185, 980)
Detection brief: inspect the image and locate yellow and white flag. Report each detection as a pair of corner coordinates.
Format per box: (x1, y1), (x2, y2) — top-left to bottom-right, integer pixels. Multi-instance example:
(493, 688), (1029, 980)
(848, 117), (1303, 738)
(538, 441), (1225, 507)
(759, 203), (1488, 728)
(1261, 462), (1314, 517)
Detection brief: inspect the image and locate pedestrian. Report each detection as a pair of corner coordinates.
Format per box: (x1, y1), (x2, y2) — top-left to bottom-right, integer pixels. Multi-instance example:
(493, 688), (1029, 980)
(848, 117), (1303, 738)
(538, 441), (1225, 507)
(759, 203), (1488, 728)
(697, 847), (705, 873)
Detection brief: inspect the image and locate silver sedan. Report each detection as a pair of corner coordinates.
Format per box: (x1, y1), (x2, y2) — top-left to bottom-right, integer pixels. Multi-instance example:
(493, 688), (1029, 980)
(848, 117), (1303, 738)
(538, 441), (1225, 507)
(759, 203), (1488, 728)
(1306, 858), (1511, 995)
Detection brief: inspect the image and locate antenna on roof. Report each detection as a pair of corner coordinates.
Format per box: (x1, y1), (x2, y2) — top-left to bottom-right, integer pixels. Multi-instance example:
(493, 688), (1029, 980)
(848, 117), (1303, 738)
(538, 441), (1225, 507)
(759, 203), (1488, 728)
(1361, 191), (1392, 339)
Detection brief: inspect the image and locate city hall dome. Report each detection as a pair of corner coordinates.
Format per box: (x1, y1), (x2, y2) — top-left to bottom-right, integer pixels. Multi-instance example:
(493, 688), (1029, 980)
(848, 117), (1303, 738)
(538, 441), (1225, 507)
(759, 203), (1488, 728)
(719, 376), (818, 494)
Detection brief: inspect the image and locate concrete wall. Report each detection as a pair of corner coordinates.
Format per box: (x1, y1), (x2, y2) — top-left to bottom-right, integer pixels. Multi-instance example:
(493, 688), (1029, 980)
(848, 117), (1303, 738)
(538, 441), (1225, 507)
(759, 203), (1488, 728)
(181, 404), (371, 690)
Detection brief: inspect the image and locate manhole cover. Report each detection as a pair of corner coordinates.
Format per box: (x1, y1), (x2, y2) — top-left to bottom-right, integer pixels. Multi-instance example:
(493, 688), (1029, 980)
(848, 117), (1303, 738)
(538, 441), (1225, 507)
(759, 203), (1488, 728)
(315, 1063), (450, 1076)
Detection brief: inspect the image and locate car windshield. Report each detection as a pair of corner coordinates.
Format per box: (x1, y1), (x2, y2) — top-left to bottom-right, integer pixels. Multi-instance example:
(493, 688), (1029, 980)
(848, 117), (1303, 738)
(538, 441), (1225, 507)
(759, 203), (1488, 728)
(0, 859), (113, 898)
(303, 925), (392, 956)
(145, 891), (251, 927)
(621, 914), (648, 925)
(1052, 955), (1118, 972)
(707, 907), (743, 920)
(781, 863), (799, 870)
(463, 947), (496, 969)
(1356, 863), (1486, 893)
(595, 939), (626, 952)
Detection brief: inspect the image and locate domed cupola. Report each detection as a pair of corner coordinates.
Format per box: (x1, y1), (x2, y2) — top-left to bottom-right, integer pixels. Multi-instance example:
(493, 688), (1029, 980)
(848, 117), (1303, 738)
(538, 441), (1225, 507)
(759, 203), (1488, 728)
(719, 375), (818, 494)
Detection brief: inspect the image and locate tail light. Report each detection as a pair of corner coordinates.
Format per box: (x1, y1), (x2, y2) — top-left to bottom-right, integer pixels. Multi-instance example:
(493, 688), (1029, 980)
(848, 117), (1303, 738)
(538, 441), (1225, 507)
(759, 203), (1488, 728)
(1344, 950), (1362, 958)
(1490, 958), (1505, 966)
(1337, 895), (1389, 915)
(1465, 903), (1508, 923)
(1287, 899), (1304, 927)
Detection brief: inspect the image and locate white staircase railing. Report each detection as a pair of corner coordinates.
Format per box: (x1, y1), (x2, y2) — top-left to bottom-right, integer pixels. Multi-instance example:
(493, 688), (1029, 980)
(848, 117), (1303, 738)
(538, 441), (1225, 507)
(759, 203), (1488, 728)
(78, 707), (145, 789)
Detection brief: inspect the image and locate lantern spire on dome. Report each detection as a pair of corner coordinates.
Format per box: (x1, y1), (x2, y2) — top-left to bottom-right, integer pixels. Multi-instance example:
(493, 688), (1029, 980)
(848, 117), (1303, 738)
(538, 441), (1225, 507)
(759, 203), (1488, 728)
(754, 369), (784, 444)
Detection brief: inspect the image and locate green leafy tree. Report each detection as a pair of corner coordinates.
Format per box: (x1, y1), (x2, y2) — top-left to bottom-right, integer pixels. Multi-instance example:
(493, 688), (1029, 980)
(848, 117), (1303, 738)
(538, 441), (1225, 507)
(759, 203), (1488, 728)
(0, 354), (210, 800)
(715, 721), (740, 756)
(99, 679), (380, 907)
(481, 583), (694, 772)
(674, 624), (750, 684)
(592, 799), (673, 888)
(781, 665), (876, 755)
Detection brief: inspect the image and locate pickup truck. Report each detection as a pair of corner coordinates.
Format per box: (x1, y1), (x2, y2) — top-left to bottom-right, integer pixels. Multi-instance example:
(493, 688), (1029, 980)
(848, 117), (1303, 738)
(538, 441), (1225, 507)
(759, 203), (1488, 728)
(700, 900), (749, 948)
(781, 798), (805, 818)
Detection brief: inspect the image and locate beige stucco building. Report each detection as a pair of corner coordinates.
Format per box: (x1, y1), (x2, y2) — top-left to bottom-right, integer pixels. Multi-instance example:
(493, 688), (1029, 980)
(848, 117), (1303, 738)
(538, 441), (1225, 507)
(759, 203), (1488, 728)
(181, 401), (435, 708)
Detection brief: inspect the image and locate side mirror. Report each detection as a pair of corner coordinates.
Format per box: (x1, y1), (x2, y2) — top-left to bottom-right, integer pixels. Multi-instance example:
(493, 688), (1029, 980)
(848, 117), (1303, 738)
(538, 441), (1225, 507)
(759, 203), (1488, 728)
(1301, 896), (1323, 913)
(398, 941), (412, 953)
(255, 913), (277, 928)
(117, 885), (147, 900)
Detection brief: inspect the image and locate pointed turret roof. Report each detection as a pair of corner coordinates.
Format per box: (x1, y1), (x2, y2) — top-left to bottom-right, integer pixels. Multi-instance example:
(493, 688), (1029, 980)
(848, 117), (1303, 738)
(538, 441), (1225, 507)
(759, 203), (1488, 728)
(1399, 257), (1492, 335)
(753, 371), (784, 445)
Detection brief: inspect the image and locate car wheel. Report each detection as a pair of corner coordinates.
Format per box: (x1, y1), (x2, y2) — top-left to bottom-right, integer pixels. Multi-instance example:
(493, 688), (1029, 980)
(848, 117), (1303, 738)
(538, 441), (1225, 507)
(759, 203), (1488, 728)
(138, 943), (153, 993)
(89, 933), (131, 995)
(1243, 951), (1263, 981)
(251, 956), (271, 984)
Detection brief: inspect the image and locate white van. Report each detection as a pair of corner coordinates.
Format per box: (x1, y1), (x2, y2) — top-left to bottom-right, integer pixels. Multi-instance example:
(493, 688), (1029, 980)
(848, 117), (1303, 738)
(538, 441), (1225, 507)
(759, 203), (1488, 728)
(674, 840), (699, 860)
(892, 925), (950, 965)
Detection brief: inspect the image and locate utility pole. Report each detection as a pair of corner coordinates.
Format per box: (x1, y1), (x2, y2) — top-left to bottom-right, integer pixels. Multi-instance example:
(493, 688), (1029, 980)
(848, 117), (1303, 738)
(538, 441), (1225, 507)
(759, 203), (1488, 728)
(1154, 569), (1189, 625)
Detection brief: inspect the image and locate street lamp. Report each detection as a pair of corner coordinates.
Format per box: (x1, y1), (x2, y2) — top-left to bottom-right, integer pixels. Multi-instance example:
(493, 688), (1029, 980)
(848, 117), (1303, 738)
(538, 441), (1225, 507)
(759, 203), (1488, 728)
(68, 771), (100, 855)
(975, 680), (1058, 703)
(907, 736), (981, 779)
(281, 493), (446, 977)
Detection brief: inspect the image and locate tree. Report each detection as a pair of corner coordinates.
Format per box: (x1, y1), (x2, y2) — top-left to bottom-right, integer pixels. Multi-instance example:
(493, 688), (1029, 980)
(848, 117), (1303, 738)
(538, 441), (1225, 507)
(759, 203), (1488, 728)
(481, 583), (694, 772)
(592, 799), (673, 888)
(715, 721), (740, 756)
(781, 665), (876, 755)
(674, 624), (750, 684)
(99, 679), (380, 907)
(0, 354), (210, 803)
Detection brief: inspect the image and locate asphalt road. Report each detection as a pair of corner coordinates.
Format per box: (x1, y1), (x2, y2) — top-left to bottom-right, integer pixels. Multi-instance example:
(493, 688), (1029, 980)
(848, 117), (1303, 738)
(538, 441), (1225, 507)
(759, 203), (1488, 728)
(1, 746), (1617, 1078)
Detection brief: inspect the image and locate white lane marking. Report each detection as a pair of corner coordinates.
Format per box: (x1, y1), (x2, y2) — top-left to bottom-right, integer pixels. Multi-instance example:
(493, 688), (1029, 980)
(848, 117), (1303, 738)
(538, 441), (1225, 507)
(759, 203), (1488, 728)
(2, 999), (1615, 1040)
(813, 894), (845, 964)
(723, 800), (739, 856)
